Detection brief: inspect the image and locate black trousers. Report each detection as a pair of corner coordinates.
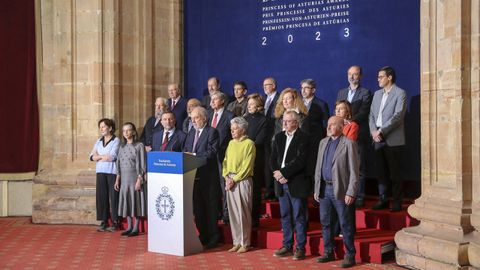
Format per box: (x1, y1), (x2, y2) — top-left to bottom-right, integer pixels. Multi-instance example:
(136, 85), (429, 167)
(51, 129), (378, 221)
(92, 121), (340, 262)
(96, 173), (119, 222)
(193, 179), (221, 245)
(251, 148), (265, 225)
(375, 144), (404, 202)
(264, 142), (275, 197)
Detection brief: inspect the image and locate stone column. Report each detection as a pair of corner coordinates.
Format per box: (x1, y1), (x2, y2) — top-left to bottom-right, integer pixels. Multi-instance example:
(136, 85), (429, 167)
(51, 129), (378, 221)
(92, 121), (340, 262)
(33, 0), (183, 224)
(395, 0), (479, 269)
(468, 0), (480, 268)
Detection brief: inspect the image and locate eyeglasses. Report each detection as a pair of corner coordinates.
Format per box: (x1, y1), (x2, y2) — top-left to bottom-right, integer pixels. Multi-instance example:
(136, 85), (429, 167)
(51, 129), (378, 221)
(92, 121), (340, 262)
(301, 86), (312, 89)
(377, 75), (386, 79)
(282, 120), (297, 124)
(263, 84), (273, 87)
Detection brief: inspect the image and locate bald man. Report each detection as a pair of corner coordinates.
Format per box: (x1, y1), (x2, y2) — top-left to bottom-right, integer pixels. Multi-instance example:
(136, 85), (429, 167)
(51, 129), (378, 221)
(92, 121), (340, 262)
(314, 116), (359, 268)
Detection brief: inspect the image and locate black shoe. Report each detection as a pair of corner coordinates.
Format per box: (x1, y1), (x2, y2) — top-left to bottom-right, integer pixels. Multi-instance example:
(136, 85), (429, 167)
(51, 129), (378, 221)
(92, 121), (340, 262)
(292, 249), (306, 260)
(97, 221), (107, 232)
(205, 241), (219, 249)
(372, 200), (389, 210)
(317, 252), (335, 263)
(106, 221), (119, 232)
(340, 254), (356, 268)
(355, 198), (364, 208)
(390, 202), (402, 212)
(121, 229), (132, 236)
(273, 246), (293, 257)
(127, 231), (139, 237)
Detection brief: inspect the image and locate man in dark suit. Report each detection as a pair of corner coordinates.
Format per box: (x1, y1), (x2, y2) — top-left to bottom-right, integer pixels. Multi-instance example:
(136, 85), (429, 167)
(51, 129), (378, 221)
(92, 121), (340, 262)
(271, 111), (309, 261)
(314, 116), (359, 268)
(167, 83), (187, 130)
(182, 98), (202, 133)
(208, 91), (234, 223)
(151, 112), (186, 152)
(202, 77), (221, 110)
(301, 79), (330, 184)
(337, 65), (372, 207)
(183, 106), (221, 249)
(301, 78), (330, 137)
(139, 97), (169, 152)
(369, 66), (407, 212)
(263, 77), (279, 200)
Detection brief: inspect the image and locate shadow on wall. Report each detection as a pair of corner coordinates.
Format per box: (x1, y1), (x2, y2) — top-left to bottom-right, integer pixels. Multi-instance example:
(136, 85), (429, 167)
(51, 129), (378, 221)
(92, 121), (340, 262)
(365, 94), (421, 199)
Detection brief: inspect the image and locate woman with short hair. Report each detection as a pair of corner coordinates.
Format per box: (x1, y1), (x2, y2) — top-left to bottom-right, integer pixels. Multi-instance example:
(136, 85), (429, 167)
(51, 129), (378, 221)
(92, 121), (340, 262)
(222, 117), (256, 253)
(90, 118), (120, 232)
(244, 93), (267, 227)
(335, 100), (359, 141)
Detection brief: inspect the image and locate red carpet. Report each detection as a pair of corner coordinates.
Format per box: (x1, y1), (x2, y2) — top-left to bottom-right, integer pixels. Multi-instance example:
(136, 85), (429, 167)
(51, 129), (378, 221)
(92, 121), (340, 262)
(0, 217), (406, 270)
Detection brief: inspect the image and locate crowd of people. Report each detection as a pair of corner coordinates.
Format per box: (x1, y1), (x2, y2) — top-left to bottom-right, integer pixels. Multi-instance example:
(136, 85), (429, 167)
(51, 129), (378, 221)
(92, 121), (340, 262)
(89, 65), (407, 268)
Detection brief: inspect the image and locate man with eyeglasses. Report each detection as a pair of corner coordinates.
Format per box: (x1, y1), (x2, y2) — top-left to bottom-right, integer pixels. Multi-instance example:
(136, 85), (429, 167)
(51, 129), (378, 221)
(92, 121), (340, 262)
(336, 66), (372, 207)
(301, 78), (329, 138)
(270, 111), (309, 261)
(263, 77), (279, 201)
(369, 66), (407, 212)
(300, 79), (330, 201)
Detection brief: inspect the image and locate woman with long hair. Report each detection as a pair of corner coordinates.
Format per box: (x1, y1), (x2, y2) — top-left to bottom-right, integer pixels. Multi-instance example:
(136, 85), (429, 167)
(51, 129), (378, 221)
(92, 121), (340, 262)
(273, 88), (309, 135)
(114, 122), (147, 237)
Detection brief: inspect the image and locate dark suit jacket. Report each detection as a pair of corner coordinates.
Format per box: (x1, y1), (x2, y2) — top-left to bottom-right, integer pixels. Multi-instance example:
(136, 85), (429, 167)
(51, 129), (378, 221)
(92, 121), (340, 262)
(337, 86), (372, 142)
(270, 129), (309, 198)
(139, 116), (163, 147)
(245, 112), (267, 147)
(151, 128), (186, 152)
(182, 116), (193, 133)
(183, 126), (220, 184)
(208, 109), (234, 161)
(308, 96), (330, 128)
(168, 97), (188, 130)
(264, 92), (279, 140)
(314, 135), (359, 200)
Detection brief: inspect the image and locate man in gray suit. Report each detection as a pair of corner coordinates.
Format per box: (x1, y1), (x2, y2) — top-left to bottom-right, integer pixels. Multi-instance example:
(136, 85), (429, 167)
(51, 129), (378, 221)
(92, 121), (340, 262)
(369, 66), (407, 212)
(314, 116), (359, 268)
(337, 65), (372, 207)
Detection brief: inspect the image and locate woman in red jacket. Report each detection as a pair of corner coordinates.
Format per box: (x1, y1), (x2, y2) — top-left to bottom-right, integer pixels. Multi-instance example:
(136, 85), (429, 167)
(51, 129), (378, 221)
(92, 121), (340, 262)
(334, 100), (359, 141)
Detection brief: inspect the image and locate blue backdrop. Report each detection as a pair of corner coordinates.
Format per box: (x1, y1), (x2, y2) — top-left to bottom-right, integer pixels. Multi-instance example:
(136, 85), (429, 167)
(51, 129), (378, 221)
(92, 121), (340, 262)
(184, 0), (420, 183)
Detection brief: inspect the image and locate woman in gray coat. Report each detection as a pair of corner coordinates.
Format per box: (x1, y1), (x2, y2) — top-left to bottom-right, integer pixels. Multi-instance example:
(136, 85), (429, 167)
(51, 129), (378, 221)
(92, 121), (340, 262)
(114, 122), (146, 237)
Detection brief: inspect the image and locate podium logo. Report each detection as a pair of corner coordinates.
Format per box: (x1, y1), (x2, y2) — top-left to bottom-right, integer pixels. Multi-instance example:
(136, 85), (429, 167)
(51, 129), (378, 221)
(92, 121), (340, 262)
(155, 186), (175, 221)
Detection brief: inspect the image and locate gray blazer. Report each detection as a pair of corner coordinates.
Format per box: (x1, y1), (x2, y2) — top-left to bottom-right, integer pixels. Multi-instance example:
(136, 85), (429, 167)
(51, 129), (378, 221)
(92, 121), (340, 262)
(314, 135), (359, 200)
(368, 84), (407, 146)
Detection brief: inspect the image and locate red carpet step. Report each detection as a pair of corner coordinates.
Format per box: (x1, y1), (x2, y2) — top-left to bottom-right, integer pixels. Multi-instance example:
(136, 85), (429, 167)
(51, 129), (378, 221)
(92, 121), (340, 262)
(220, 198), (418, 264)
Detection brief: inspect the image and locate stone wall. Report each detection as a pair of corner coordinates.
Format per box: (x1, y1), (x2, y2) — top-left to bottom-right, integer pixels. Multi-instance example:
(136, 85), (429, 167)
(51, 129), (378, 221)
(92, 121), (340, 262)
(395, 1), (480, 269)
(33, 0), (183, 224)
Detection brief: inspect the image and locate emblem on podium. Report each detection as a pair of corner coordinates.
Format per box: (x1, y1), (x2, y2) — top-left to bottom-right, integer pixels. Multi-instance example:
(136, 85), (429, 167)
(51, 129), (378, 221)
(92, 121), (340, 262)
(155, 186), (175, 220)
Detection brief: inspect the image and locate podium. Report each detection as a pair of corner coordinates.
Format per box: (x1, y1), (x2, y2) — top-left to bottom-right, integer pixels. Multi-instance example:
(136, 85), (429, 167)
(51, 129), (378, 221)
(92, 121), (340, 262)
(147, 151), (206, 256)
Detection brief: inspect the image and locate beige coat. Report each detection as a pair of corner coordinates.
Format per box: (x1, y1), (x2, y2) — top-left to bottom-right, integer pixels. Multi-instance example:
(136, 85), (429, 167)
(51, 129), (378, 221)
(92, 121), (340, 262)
(314, 135), (359, 200)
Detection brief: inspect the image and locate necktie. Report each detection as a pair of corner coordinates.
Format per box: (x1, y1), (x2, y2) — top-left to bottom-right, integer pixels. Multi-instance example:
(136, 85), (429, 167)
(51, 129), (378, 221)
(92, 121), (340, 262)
(161, 131), (169, 151)
(212, 112), (218, 128)
(192, 130), (200, 153)
(188, 119), (193, 132)
(171, 100), (176, 110)
(264, 97), (272, 115)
